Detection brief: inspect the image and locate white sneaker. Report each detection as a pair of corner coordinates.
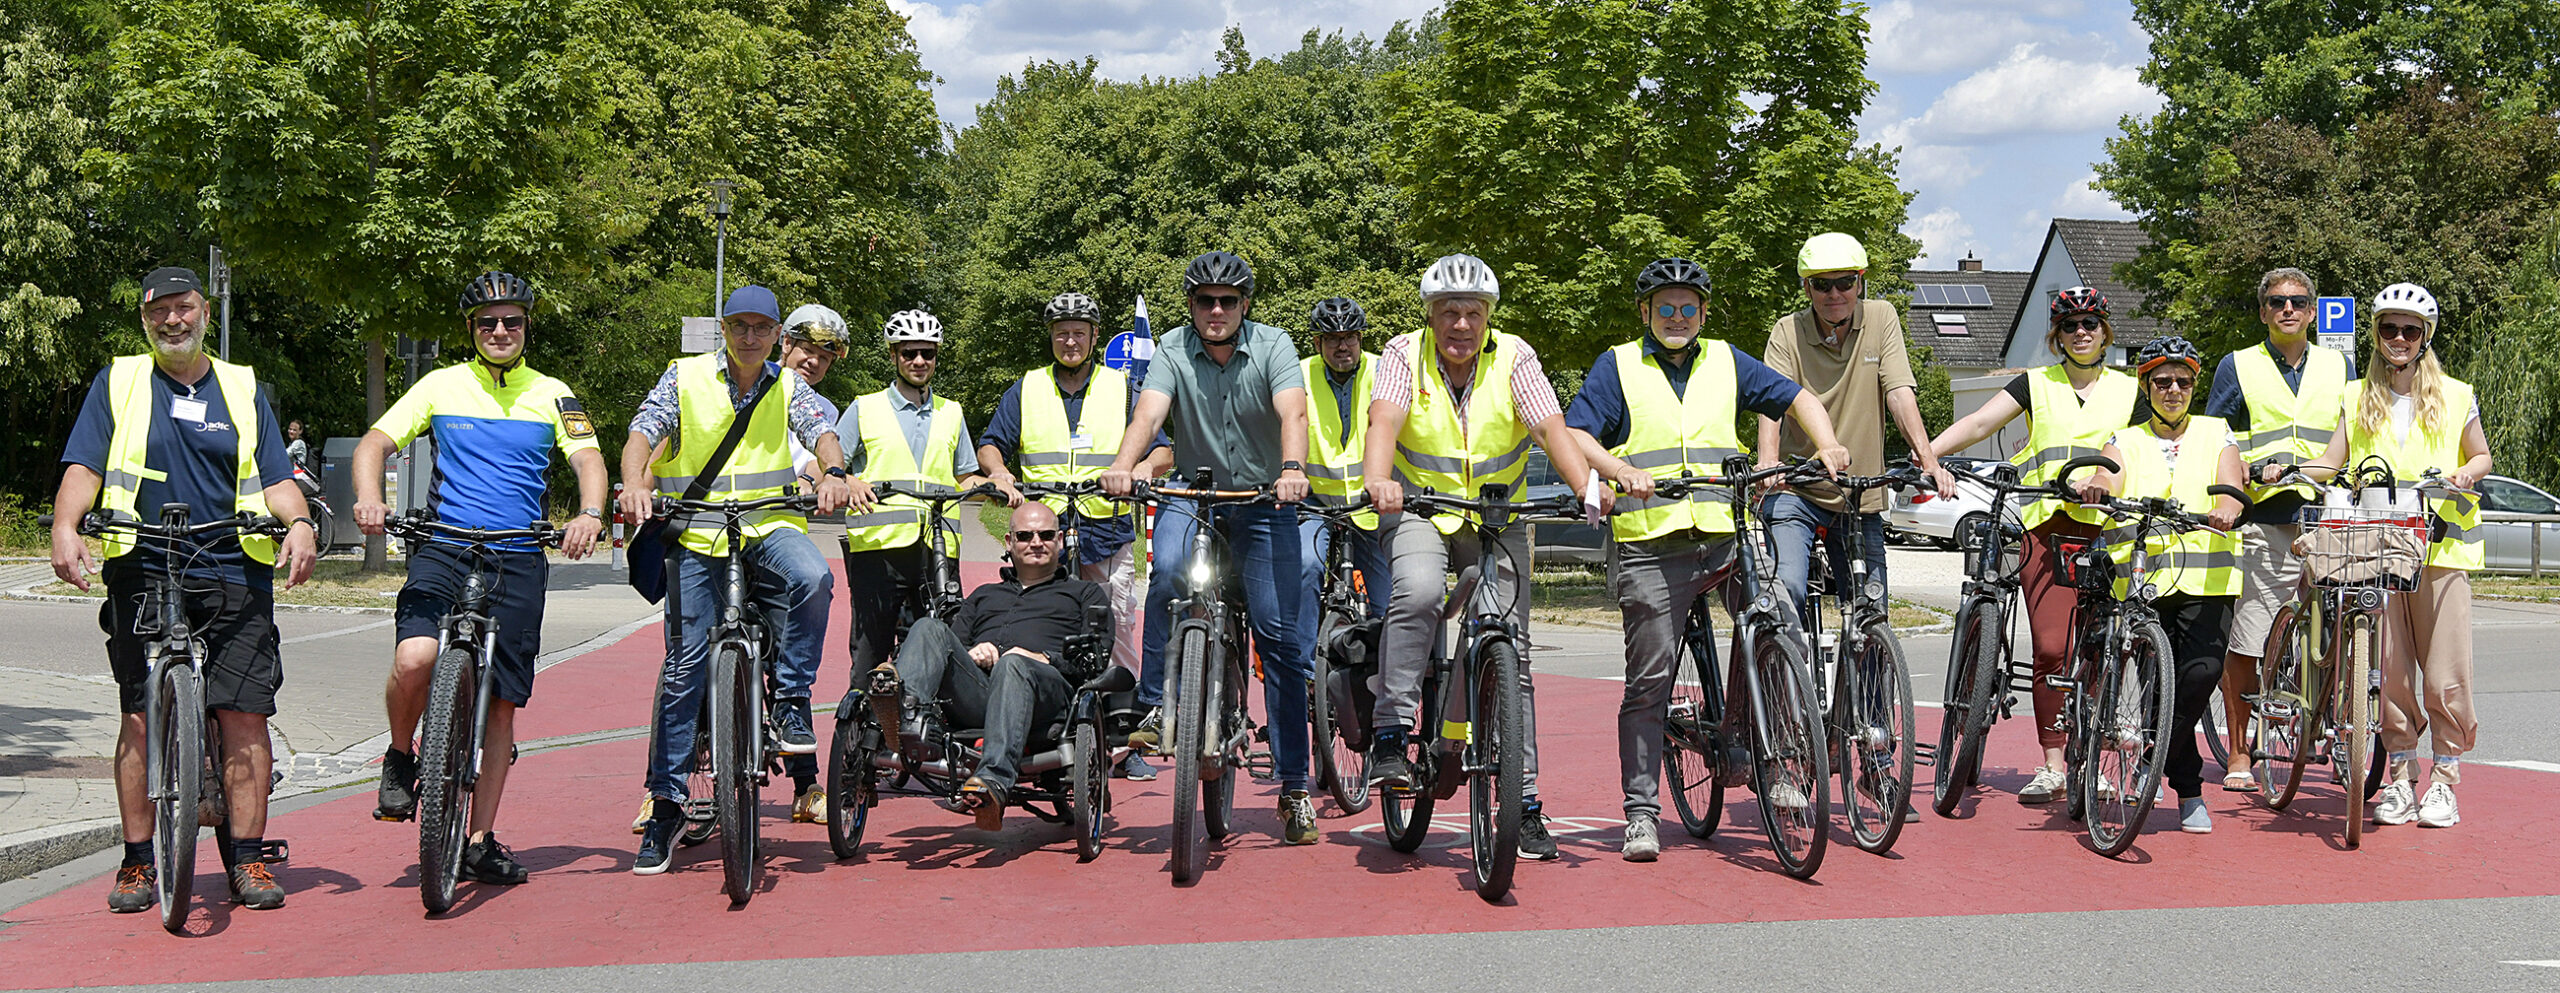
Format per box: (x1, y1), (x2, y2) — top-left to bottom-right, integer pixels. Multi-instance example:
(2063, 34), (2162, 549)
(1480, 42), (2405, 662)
(1761, 780), (1810, 811)
(2017, 767), (2067, 805)
(1622, 813), (1661, 862)
(2417, 782), (2459, 827)
(2373, 779), (2417, 825)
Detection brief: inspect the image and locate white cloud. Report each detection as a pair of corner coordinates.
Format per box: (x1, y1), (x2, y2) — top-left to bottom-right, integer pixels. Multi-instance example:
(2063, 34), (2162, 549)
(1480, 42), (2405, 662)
(1866, 0), (2063, 76)
(1905, 207), (1978, 266)
(1897, 44), (2157, 142)
(2051, 171), (2131, 219)
(1869, 120), (1983, 189)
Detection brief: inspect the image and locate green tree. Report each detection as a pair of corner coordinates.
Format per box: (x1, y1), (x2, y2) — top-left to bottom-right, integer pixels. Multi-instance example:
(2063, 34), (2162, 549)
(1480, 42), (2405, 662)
(2467, 218), (2560, 491)
(1382, 0), (1913, 376)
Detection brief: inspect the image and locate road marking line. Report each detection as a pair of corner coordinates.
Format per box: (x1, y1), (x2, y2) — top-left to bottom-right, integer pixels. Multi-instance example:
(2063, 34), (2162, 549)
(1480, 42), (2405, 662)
(2474, 759), (2560, 774)
(2502, 960), (2560, 968)
(280, 617), (393, 645)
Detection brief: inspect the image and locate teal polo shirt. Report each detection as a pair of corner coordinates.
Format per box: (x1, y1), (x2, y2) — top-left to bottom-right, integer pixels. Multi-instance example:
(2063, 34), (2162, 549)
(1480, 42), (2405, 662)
(1139, 319), (1305, 489)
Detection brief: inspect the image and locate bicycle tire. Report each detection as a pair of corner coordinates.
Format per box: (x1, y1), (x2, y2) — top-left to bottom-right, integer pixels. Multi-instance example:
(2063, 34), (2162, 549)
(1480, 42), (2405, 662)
(154, 665), (203, 934)
(2083, 619), (2172, 857)
(1070, 719), (1107, 862)
(2201, 682), (2233, 771)
(1169, 625), (1210, 884)
(824, 715), (874, 859)
(712, 645), (758, 904)
(1381, 667), (1440, 853)
(2259, 604), (2312, 811)
(1843, 622), (1915, 853)
(2343, 614), (2374, 849)
(1313, 614), (1373, 813)
(1754, 630), (1829, 879)
(1666, 603), (1724, 838)
(1468, 641), (1525, 902)
(1202, 641), (1241, 842)
(417, 645), (476, 914)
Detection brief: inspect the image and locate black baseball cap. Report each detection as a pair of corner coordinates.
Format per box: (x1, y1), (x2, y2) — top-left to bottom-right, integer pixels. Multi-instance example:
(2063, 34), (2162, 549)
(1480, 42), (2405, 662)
(140, 267), (204, 305)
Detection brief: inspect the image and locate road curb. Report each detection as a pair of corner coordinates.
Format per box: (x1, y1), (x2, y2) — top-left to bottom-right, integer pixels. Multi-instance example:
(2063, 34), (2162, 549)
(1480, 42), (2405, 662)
(0, 818), (121, 882)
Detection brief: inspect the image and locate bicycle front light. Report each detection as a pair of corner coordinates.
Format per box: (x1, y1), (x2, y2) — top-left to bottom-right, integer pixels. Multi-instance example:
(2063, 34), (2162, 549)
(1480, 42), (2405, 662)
(1188, 557), (1213, 589)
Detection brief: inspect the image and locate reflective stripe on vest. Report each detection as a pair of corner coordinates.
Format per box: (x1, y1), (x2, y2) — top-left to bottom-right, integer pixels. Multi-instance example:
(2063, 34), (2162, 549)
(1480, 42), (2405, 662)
(98, 355), (277, 563)
(1304, 353), (1379, 530)
(844, 388), (965, 556)
(647, 353), (804, 556)
(2232, 344), (2349, 501)
(1391, 330), (1529, 535)
(2014, 364), (2137, 529)
(1018, 365), (1128, 522)
(2344, 382), (2484, 571)
(1608, 339), (1743, 541)
(2103, 419), (2241, 598)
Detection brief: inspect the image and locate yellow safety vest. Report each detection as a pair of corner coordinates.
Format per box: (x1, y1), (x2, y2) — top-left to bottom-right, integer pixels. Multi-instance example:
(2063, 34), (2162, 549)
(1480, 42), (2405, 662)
(2344, 381), (2484, 571)
(97, 355), (276, 563)
(2232, 343), (2348, 501)
(1017, 364), (1128, 523)
(2014, 364), (2138, 529)
(1609, 339), (1744, 542)
(844, 388), (965, 556)
(1392, 330), (1530, 535)
(649, 352), (806, 556)
(2103, 418), (2241, 598)
(1304, 353), (1379, 531)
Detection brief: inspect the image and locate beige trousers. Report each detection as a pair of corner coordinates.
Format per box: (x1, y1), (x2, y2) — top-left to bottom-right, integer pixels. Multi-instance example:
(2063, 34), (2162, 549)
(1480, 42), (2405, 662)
(2377, 565), (2477, 784)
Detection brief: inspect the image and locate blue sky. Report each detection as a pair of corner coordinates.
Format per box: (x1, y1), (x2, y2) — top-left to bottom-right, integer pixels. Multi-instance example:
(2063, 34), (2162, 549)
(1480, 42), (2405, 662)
(888, 0), (2159, 273)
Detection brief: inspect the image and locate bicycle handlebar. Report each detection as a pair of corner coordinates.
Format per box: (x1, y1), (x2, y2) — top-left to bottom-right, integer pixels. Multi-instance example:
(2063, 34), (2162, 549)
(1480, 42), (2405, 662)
(383, 512), (564, 548)
(45, 510), (290, 542)
(654, 492), (822, 517)
(1404, 487), (1578, 520)
(865, 481), (1002, 506)
(1131, 481), (1277, 505)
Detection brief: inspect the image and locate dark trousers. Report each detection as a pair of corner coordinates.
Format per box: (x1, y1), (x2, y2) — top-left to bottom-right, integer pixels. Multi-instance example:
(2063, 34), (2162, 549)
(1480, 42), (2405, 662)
(845, 541), (934, 680)
(894, 618), (1070, 793)
(2156, 593), (2233, 799)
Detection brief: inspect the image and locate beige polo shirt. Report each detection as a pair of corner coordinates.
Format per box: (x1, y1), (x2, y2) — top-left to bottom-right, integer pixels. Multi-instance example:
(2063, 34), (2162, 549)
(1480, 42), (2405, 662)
(1763, 299), (1920, 513)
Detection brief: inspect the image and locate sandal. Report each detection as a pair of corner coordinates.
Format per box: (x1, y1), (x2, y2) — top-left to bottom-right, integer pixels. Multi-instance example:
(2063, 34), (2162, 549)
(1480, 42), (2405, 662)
(2221, 769), (2259, 793)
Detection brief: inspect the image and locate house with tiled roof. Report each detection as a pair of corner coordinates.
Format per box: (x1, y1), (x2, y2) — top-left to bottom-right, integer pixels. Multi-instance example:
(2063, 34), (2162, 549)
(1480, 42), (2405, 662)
(1937, 218), (2164, 461)
(1901, 253), (2032, 380)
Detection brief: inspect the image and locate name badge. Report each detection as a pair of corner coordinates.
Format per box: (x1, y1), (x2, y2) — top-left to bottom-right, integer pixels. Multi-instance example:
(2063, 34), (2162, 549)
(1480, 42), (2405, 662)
(170, 397), (209, 424)
(1068, 433), (1092, 451)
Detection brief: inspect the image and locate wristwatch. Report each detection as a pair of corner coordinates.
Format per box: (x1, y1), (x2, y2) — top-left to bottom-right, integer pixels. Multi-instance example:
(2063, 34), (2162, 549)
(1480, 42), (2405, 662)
(1279, 460), (1305, 473)
(289, 516), (318, 533)
(579, 507), (606, 521)
(824, 466), (850, 479)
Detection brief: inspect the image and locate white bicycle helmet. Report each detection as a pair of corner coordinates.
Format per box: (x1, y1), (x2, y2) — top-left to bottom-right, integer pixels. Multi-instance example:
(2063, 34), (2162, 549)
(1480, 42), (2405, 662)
(883, 309), (943, 344)
(1419, 253), (1500, 305)
(782, 304), (850, 355)
(2371, 282), (2438, 330)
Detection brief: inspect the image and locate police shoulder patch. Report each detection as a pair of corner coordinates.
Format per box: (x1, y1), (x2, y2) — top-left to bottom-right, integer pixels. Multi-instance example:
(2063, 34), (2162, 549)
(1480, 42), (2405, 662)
(556, 396), (596, 440)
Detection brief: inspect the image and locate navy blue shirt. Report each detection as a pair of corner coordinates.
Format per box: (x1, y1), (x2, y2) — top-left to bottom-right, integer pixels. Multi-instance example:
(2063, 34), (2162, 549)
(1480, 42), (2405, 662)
(61, 362), (294, 587)
(977, 365), (1170, 564)
(1566, 339), (1804, 450)
(2202, 345), (2360, 525)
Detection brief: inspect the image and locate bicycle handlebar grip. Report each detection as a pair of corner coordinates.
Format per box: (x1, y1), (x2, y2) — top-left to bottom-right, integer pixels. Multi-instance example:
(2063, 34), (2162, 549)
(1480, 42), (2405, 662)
(2207, 483), (2252, 506)
(2058, 454), (2120, 478)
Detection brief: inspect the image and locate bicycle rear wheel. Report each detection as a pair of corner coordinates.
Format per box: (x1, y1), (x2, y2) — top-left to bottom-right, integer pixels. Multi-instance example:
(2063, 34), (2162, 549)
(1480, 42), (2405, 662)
(1753, 630), (1829, 879)
(154, 666), (204, 934)
(1666, 603), (1725, 838)
(2083, 619), (2172, 857)
(824, 715), (874, 859)
(1468, 641), (1525, 903)
(1842, 623), (1915, 853)
(1070, 720), (1108, 862)
(417, 645), (476, 914)
(2343, 614), (2375, 849)
(712, 645), (759, 904)
(2258, 604), (2314, 811)
(1314, 610), (1373, 814)
(1169, 626), (1210, 884)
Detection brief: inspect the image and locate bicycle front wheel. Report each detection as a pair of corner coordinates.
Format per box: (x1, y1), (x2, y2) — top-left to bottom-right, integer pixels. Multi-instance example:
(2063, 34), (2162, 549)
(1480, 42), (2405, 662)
(1936, 599), (2003, 816)
(712, 645), (759, 904)
(1201, 644), (1240, 842)
(154, 666), (204, 934)
(1314, 610), (1373, 813)
(1666, 604), (1725, 838)
(1168, 625), (1210, 884)
(1753, 630), (1829, 879)
(1468, 641), (1525, 903)
(825, 714), (874, 859)
(1842, 623), (1915, 854)
(2083, 619), (2172, 858)
(417, 646), (477, 914)
(2343, 614), (2375, 849)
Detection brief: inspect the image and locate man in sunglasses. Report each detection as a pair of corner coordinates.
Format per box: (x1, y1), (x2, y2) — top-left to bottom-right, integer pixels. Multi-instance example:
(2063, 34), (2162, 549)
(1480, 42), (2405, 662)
(870, 501), (1109, 829)
(2200, 266), (2355, 793)
(352, 271), (609, 886)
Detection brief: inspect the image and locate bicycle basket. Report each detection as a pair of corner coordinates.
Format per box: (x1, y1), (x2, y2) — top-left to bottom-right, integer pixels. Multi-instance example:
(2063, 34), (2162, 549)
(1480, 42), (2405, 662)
(2294, 508), (2426, 590)
(2049, 538), (2113, 591)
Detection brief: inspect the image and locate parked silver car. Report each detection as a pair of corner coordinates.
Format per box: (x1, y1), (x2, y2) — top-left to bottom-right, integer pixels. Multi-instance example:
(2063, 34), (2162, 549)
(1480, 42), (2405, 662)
(2477, 474), (2560, 573)
(1521, 450), (1607, 566)
(1886, 457), (2001, 550)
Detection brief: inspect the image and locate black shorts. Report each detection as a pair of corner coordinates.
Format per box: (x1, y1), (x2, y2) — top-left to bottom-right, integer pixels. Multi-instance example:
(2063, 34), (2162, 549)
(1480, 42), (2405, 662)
(101, 572), (284, 716)
(394, 542), (548, 707)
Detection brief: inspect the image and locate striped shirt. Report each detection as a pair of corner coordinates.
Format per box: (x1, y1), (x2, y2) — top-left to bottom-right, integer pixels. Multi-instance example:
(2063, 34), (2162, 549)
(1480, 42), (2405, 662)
(1370, 330), (1562, 429)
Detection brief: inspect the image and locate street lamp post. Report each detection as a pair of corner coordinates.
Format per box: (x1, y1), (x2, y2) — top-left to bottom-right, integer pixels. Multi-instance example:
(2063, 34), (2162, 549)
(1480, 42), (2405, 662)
(207, 246), (233, 360)
(709, 179), (735, 315)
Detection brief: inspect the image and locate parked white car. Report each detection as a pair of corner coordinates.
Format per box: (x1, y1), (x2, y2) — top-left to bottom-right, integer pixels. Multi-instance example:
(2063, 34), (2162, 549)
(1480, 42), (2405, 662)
(1886, 457), (2002, 549)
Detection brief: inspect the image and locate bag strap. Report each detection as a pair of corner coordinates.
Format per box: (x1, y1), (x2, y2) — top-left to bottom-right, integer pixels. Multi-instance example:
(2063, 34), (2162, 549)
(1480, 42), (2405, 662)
(685, 369), (785, 501)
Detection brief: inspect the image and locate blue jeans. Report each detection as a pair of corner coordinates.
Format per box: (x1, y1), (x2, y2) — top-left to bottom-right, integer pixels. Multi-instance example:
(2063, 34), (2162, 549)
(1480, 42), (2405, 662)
(646, 528), (833, 800)
(1759, 492), (1888, 623)
(1139, 499), (1314, 792)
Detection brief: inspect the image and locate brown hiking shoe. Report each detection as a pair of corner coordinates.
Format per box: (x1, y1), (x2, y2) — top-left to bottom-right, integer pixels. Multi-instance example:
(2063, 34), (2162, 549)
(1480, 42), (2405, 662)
(226, 861), (286, 910)
(107, 864), (156, 913)
(958, 776), (1005, 831)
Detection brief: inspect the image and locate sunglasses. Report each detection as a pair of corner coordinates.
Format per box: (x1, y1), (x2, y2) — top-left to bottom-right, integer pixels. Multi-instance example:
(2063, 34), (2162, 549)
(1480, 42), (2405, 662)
(1807, 275), (1860, 294)
(1191, 293), (1242, 312)
(1010, 529), (1058, 543)
(899, 347), (938, 362)
(2058, 316), (2106, 332)
(2147, 375), (2195, 392)
(473, 314), (527, 333)
(1654, 303), (1701, 319)
(2375, 322), (2428, 342)
(2263, 294), (2313, 312)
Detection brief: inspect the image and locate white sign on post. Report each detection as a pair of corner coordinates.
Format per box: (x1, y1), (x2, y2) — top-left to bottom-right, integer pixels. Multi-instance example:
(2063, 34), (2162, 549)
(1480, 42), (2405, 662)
(2317, 296), (2356, 354)
(682, 316), (721, 354)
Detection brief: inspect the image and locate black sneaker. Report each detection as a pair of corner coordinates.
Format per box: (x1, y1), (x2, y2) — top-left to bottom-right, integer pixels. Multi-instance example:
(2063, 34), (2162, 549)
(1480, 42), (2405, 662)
(459, 833), (530, 885)
(107, 864), (156, 913)
(774, 698), (818, 754)
(1518, 806), (1559, 861)
(375, 748), (419, 821)
(1366, 738), (1413, 789)
(634, 815), (680, 875)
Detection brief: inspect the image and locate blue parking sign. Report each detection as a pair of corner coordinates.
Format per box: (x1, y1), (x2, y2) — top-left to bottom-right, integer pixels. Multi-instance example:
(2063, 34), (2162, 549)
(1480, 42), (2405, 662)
(2318, 296), (2355, 337)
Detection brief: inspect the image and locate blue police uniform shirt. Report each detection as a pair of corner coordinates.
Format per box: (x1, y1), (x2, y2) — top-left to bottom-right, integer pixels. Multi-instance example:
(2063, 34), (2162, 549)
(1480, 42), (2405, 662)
(61, 364), (294, 587)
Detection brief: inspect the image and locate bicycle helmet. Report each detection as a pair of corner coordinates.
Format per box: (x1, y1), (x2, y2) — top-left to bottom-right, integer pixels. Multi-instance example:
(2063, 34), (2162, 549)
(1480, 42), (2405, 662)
(2050, 286), (2110, 320)
(1182, 251), (1256, 298)
(1419, 253), (1501, 305)
(1634, 257), (1711, 302)
(2135, 335), (2201, 376)
(782, 304), (849, 355)
(1309, 296), (1369, 335)
(1796, 233), (1869, 276)
(1043, 291), (1103, 327)
(883, 309), (943, 344)
(458, 271), (534, 315)
(2371, 282), (2439, 330)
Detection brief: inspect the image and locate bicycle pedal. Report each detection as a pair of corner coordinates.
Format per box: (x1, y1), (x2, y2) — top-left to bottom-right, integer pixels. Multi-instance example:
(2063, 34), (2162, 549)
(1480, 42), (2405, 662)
(258, 839), (290, 864)
(1912, 742), (1937, 766)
